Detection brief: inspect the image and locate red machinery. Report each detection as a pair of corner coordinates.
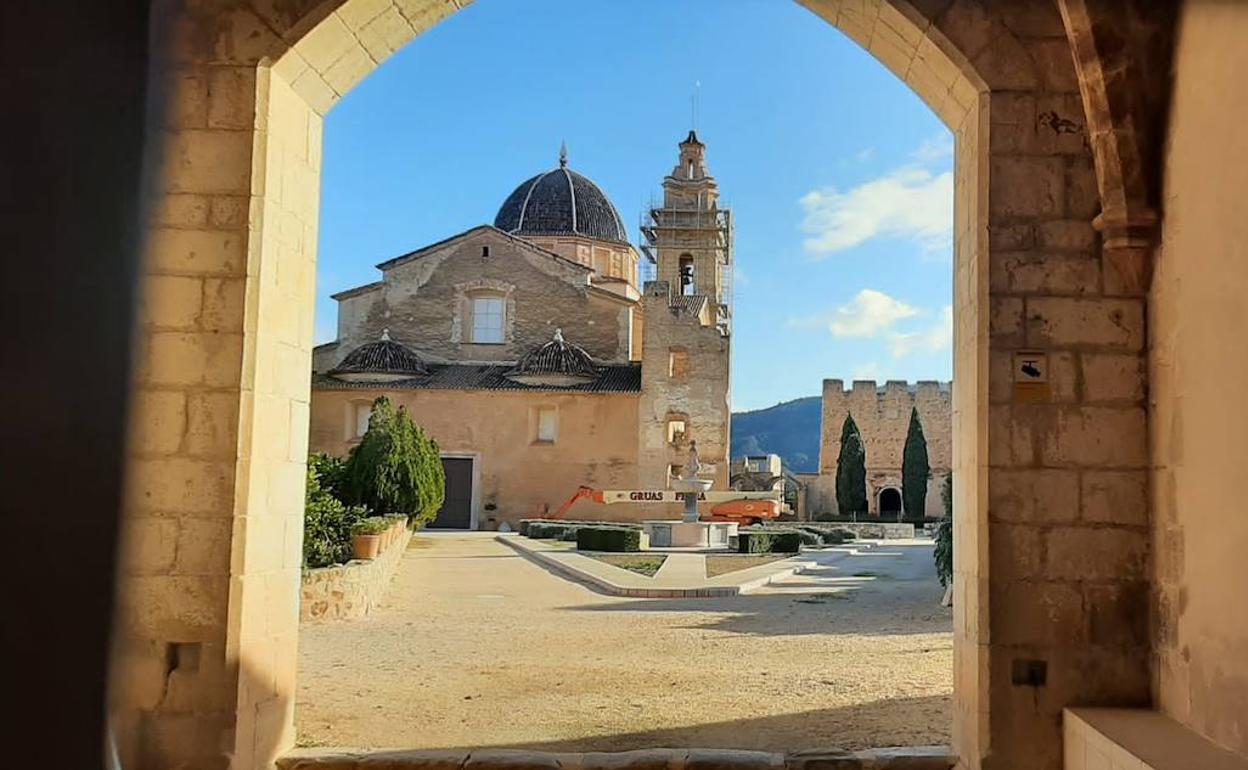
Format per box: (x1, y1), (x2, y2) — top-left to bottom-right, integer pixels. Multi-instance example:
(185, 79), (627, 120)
(553, 486), (782, 526)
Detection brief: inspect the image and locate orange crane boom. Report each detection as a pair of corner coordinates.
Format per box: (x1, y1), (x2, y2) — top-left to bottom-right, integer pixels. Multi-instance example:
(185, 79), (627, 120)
(553, 486), (781, 525)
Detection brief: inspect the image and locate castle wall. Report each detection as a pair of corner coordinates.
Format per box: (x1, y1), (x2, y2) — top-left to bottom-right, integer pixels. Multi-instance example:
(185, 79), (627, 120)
(816, 379), (952, 518)
(328, 229), (634, 367)
(637, 281), (731, 503)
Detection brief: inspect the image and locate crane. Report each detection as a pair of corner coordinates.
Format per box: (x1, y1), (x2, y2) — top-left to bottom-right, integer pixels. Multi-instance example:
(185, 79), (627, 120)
(553, 486), (781, 526)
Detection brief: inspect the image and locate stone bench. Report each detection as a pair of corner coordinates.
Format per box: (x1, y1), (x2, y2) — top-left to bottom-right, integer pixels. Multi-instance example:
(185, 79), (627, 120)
(1064, 708), (1248, 770)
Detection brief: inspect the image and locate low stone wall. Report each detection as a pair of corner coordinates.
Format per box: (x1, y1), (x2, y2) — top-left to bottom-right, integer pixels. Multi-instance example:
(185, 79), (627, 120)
(300, 527), (412, 622)
(811, 522), (917, 540)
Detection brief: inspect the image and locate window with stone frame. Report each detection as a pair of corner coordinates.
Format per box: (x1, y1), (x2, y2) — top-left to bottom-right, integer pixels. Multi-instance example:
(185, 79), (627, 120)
(667, 417), (687, 445)
(351, 401), (372, 439)
(469, 295), (506, 344)
(535, 406), (557, 444)
(669, 347), (690, 378)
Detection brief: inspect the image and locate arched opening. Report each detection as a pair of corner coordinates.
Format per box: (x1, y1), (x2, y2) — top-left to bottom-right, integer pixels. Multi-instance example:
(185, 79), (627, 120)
(879, 487), (902, 517)
(111, 1), (1156, 769)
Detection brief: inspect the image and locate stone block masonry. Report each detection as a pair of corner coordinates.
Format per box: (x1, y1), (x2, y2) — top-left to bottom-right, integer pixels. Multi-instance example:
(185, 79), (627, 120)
(300, 527), (412, 622)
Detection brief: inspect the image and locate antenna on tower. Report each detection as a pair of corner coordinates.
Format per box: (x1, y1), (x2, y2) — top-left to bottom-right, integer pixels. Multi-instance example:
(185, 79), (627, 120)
(691, 80), (701, 131)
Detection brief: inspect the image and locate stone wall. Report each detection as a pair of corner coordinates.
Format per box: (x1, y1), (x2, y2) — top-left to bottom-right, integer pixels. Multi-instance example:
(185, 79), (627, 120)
(309, 387), (641, 525)
(637, 281), (731, 502)
(324, 228), (634, 366)
(817, 380), (952, 517)
(300, 527), (411, 622)
(1149, 1), (1248, 757)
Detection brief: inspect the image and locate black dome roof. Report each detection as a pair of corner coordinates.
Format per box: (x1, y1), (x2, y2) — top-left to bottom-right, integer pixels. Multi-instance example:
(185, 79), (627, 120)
(330, 330), (427, 378)
(494, 149), (629, 244)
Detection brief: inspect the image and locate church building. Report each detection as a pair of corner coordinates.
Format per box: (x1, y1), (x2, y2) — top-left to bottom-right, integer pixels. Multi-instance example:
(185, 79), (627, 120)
(309, 133), (733, 528)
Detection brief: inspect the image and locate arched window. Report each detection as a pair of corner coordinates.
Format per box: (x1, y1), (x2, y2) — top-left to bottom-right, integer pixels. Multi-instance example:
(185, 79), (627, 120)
(470, 295), (505, 344)
(678, 254), (695, 295)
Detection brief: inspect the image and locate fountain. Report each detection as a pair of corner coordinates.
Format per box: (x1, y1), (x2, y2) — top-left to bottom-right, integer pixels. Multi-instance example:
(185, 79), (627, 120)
(643, 441), (737, 548)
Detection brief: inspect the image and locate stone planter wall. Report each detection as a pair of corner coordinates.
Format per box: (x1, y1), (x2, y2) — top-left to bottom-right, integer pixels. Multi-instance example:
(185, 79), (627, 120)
(300, 527), (412, 622)
(828, 522), (916, 540)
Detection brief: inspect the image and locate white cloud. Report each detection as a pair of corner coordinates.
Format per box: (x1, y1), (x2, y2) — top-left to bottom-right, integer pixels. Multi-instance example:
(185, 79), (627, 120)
(799, 133), (954, 258)
(789, 291), (953, 362)
(852, 361), (883, 380)
(829, 289), (919, 338)
(889, 305), (953, 358)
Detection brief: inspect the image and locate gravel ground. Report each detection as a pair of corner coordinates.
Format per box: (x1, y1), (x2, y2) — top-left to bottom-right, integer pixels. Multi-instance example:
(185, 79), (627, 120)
(296, 533), (952, 753)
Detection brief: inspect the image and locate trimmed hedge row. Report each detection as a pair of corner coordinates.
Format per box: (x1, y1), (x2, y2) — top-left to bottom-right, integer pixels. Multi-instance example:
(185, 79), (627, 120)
(576, 526), (642, 553)
(519, 518), (642, 539)
(737, 529), (802, 554)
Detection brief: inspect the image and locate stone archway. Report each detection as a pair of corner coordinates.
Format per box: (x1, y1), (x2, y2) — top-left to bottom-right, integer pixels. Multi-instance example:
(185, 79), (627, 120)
(879, 487), (903, 517)
(114, 2), (1153, 769)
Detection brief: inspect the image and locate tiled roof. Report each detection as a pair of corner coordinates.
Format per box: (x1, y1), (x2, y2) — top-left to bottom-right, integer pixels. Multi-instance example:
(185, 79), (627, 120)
(314, 363), (641, 394)
(507, 329), (597, 380)
(670, 294), (709, 315)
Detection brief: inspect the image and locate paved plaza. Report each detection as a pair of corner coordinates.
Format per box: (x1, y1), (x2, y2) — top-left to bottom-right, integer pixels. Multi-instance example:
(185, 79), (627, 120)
(296, 532), (952, 753)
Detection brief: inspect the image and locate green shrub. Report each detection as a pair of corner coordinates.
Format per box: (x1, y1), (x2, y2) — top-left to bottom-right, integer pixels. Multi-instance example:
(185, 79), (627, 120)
(576, 526), (642, 552)
(351, 516), (390, 536)
(303, 461), (368, 568)
(526, 522), (575, 539)
(935, 475), (953, 587)
(793, 528), (823, 547)
(737, 529), (801, 554)
(828, 527), (857, 541)
(342, 397), (446, 527)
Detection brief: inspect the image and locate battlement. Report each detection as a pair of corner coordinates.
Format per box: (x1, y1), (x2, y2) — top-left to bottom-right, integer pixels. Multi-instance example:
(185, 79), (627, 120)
(822, 378), (952, 397)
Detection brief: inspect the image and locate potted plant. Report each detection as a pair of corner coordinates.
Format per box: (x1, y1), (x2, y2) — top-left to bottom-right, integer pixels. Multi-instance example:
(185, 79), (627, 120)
(351, 517), (388, 560)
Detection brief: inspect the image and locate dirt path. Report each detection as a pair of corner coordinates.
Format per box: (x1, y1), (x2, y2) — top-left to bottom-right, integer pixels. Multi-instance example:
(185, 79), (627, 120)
(296, 533), (952, 753)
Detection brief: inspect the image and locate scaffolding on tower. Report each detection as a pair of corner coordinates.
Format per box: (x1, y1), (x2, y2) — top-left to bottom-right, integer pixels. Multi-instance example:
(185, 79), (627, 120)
(638, 193), (734, 334)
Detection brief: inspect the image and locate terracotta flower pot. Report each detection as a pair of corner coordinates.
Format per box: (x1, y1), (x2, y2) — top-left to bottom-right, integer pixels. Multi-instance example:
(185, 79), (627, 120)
(352, 534), (381, 560)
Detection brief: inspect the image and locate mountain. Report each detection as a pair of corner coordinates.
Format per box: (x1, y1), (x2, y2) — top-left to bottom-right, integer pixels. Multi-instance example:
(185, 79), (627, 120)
(731, 396), (822, 473)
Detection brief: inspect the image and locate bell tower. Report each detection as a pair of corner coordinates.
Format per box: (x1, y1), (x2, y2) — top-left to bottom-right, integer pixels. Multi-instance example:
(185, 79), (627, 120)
(641, 131), (734, 331)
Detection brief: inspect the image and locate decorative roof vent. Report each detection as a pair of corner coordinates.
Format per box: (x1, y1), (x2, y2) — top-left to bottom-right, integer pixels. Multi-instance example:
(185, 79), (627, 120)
(505, 328), (599, 387)
(329, 329), (428, 382)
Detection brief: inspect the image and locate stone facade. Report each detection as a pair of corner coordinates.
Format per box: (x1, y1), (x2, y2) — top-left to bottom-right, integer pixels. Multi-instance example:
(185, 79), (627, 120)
(105, 2), (1223, 770)
(812, 380), (952, 518)
(300, 526), (411, 622)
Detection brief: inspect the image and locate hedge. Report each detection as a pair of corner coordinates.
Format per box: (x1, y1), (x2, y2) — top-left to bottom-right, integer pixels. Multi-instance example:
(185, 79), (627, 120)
(526, 522), (577, 540)
(576, 526), (642, 553)
(737, 529), (802, 554)
(520, 519), (642, 538)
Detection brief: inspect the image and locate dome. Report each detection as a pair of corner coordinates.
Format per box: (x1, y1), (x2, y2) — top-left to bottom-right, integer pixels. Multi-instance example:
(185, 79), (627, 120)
(329, 329), (427, 382)
(505, 329), (599, 386)
(494, 146), (629, 244)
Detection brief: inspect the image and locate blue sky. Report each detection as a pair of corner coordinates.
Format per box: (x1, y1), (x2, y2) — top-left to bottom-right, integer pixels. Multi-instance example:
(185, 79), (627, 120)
(316, 0), (953, 411)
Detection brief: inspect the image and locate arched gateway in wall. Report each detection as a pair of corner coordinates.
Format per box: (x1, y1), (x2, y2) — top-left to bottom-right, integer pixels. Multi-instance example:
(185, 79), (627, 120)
(113, 2), (1158, 769)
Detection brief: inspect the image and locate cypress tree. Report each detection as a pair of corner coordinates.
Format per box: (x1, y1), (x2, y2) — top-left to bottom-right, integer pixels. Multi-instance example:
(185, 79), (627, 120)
(901, 407), (931, 521)
(835, 414), (867, 516)
(342, 397), (446, 525)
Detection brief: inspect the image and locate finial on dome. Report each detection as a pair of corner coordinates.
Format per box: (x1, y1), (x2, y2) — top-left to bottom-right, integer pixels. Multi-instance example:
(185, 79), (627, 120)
(381, 328), (391, 342)
(559, 141), (568, 168)
(553, 327), (565, 343)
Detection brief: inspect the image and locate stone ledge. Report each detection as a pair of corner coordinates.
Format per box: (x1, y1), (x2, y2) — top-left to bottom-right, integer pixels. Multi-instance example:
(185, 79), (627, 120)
(1064, 708), (1248, 770)
(278, 747), (953, 770)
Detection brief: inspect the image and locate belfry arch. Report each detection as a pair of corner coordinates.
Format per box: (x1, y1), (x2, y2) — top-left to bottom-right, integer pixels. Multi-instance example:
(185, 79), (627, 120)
(114, 2), (1154, 769)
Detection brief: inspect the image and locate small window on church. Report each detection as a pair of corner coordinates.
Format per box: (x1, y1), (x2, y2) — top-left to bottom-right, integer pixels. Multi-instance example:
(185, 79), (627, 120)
(470, 296), (505, 344)
(481, 245), (490, 257)
(669, 349), (689, 378)
(352, 402), (373, 438)
(535, 406), (557, 444)
(667, 419), (687, 445)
